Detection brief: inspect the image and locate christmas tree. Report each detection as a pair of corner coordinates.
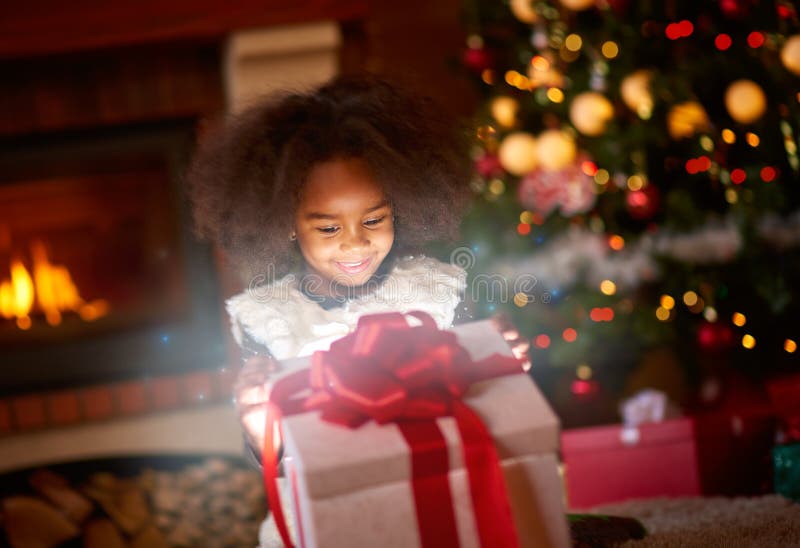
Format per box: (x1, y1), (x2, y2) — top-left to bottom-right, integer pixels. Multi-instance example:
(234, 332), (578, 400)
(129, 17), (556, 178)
(459, 0), (800, 424)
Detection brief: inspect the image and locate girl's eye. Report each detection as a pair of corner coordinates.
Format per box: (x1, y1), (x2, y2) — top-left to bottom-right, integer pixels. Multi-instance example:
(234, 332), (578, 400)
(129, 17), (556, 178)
(363, 216), (385, 227)
(317, 226), (340, 234)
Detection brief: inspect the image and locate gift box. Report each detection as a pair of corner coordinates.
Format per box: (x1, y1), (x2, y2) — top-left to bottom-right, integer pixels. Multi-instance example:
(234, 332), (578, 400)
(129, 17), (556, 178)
(767, 374), (800, 443)
(773, 443), (800, 502)
(269, 316), (570, 548)
(561, 418), (701, 508)
(694, 407), (776, 496)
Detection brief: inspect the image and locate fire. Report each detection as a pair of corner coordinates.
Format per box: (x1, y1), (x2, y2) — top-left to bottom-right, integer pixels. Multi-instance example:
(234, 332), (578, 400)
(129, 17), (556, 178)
(0, 240), (109, 329)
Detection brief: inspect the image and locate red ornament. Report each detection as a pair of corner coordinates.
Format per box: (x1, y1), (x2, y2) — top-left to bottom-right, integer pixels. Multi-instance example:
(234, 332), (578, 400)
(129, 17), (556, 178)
(475, 152), (503, 178)
(719, 0), (751, 19)
(463, 46), (494, 74)
(697, 322), (734, 353)
(605, 0), (629, 15)
(625, 185), (660, 220)
(518, 163), (597, 217)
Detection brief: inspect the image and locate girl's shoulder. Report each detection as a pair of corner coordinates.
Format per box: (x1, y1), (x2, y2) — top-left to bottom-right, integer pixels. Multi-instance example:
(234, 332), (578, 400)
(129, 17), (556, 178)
(225, 274), (323, 359)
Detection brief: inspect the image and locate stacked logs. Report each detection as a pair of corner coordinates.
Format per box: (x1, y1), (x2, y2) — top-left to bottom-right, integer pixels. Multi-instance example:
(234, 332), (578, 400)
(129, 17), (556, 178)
(1, 458), (267, 547)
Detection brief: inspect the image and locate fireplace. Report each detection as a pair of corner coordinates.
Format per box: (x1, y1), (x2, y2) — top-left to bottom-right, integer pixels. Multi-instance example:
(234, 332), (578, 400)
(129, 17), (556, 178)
(0, 122), (226, 395)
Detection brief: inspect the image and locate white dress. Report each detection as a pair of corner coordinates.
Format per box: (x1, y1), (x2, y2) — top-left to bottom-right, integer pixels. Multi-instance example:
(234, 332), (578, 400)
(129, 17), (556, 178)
(225, 255), (467, 547)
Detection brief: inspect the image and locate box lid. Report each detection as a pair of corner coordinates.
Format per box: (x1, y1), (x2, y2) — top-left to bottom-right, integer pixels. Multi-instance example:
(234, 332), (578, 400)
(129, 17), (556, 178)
(561, 418), (695, 454)
(279, 320), (560, 500)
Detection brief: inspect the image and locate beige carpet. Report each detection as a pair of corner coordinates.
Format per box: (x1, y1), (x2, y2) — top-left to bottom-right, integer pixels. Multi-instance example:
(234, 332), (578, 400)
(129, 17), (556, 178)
(586, 495), (800, 547)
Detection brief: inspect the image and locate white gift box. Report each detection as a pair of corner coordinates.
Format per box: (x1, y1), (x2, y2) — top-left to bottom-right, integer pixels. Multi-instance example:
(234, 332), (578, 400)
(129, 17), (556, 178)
(275, 319), (570, 548)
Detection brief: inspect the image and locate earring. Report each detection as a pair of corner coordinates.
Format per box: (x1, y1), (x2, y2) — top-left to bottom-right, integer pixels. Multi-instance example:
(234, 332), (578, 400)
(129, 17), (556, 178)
(289, 232), (297, 241)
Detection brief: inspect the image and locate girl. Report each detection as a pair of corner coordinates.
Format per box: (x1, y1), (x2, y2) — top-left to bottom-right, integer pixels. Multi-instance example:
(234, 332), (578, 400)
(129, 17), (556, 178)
(188, 76), (530, 546)
(188, 72), (476, 505)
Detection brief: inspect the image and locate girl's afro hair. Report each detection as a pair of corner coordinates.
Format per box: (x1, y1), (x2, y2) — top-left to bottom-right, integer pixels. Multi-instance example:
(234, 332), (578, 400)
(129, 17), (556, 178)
(187, 75), (473, 279)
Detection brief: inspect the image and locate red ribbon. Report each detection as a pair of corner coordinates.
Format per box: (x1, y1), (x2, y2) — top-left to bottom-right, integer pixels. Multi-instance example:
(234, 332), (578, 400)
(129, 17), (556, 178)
(262, 312), (523, 548)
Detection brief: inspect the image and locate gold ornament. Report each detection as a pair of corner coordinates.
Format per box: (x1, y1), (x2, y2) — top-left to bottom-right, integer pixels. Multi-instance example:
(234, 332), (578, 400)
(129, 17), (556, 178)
(498, 132), (538, 175)
(569, 92), (614, 136)
(490, 96), (519, 128)
(510, 0), (538, 23)
(620, 70), (654, 118)
(536, 129), (577, 171)
(559, 0), (595, 11)
(667, 101), (710, 139)
(724, 79), (766, 124)
(781, 35), (800, 76)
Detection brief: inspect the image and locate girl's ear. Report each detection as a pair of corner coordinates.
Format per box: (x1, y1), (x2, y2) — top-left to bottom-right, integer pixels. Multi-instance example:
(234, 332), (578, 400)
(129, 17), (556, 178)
(289, 231), (297, 241)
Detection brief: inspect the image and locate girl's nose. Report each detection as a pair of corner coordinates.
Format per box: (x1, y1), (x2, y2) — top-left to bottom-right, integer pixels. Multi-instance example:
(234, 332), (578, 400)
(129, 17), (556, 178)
(340, 225), (369, 251)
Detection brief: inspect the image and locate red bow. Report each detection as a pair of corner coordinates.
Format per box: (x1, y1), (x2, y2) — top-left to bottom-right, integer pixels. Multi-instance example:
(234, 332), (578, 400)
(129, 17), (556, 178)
(263, 312), (523, 548)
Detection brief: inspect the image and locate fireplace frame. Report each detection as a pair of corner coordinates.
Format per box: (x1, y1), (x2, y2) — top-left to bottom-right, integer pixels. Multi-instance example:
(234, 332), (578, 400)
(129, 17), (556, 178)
(0, 121), (227, 395)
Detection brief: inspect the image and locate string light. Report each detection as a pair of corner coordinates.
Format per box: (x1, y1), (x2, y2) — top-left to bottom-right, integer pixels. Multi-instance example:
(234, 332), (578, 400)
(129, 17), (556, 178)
(745, 132), (760, 147)
(715, 34), (732, 51)
(547, 88), (565, 103)
(786, 339), (797, 353)
(608, 235), (625, 250)
(513, 292), (529, 306)
(565, 34), (583, 51)
(535, 334), (551, 348)
(742, 334), (756, 349)
(731, 169), (746, 184)
(590, 307), (614, 321)
(725, 188), (738, 204)
(732, 312), (746, 326)
(655, 307), (671, 321)
(602, 41), (619, 59)
(517, 222), (531, 235)
(703, 306), (718, 322)
(747, 31), (765, 48)
(660, 295), (676, 310)
(581, 161), (598, 176)
(683, 291), (698, 306)
(563, 328), (578, 342)
(627, 174), (645, 191)
(520, 210), (535, 224)
(488, 179), (505, 195)
(600, 279), (617, 295)
(594, 169), (610, 184)
(721, 129), (736, 144)
(760, 167), (776, 182)
(576, 363), (592, 380)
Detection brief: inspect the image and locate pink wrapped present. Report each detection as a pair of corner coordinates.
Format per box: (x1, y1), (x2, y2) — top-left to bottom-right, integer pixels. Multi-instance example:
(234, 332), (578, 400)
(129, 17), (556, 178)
(264, 313), (569, 548)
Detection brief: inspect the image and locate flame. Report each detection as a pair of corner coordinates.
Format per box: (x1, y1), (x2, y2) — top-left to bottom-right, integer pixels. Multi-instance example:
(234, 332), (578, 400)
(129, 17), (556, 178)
(0, 239), (109, 329)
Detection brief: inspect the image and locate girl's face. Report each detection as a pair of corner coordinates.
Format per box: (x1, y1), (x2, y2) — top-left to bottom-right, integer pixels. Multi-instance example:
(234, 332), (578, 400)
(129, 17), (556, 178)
(294, 158), (394, 297)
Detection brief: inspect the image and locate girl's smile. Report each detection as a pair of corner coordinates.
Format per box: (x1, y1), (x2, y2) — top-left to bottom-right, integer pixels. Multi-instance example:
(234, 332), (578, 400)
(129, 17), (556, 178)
(294, 158), (395, 298)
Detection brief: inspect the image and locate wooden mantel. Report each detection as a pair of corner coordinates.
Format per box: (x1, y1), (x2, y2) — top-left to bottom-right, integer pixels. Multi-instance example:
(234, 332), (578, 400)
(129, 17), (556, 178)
(0, 0), (368, 59)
